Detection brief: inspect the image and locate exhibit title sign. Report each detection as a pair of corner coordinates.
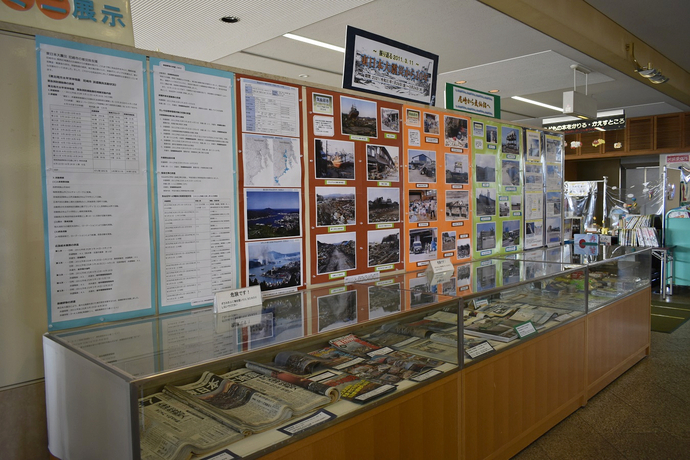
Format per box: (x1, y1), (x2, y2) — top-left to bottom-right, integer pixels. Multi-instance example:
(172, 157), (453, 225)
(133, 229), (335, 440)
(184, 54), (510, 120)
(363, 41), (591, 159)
(445, 83), (500, 119)
(542, 114), (626, 134)
(342, 26), (439, 106)
(0, 0), (133, 46)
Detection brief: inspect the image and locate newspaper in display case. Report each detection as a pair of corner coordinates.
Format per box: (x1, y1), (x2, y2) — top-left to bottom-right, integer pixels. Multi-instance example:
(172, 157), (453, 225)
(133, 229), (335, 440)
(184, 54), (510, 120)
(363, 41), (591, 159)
(139, 392), (243, 460)
(163, 371), (293, 435)
(308, 369), (397, 404)
(243, 361), (340, 401)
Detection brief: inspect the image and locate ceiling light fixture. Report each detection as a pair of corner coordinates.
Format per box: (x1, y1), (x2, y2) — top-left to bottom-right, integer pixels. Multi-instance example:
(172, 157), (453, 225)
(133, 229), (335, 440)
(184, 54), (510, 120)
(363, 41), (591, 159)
(283, 33), (345, 53)
(220, 16), (239, 23)
(488, 89), (499, 93)
(511, 96), (562, 112)
(455, 80), (467, 84)
(627, 43), (670, 85)
(562, 64), (597, 119)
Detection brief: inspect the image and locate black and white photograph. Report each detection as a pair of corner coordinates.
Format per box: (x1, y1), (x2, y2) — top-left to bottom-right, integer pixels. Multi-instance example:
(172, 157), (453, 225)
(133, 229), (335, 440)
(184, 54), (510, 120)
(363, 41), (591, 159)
(316, 187), (356, 227)
(457, 263), (471, 288)
(457, 237), (471, 259)
(408, 275), (437, 308)
(340, 95), (378, 138)
(473, 121), (484, 137)
(249, 292), (305, 350)
(502, 220), (521, 247)
(367, 144), (399, 182)
(409, 228), (437, 263)
(486, 125), (498, 144)
(445, 153), (469, 184)
(445, 190), (469, 221)
(511, 195), (522, 212)
(476, 263), (497, 292)
(444, 115), (468, 149)
(368, 187), (400, 223)
(317, 290), (357, 332)
(409, 189), (437, 222)
(315, 139), (355, 180)
(501, 126), (520, 154)
(408, 149), (436, 183)
(368, 228), (400, 267)
(546, 217), (562, 244)
(527, 131), (541, 158)
(476, 222), (496, 251)
(381, 107), (400, 132)
(475, 188), (496, 216)
(423, 112), (440, 135)
(474, 154), (496, 182)
(368, 284), (402, 320)
(501, 159), (521, 186)
(247, 238), (302, 292)
(502, 260), (521, 285)
(499, 197), (510, 217)
(245, 189), (301, 240)
(441, 231), (456, 252)
(316, 232), (356, 275)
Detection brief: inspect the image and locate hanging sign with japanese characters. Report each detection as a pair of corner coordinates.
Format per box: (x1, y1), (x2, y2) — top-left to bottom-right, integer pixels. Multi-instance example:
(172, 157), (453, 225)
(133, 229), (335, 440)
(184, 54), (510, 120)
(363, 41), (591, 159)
(445, 83), (500, 119)
(542, 114), (626, 134)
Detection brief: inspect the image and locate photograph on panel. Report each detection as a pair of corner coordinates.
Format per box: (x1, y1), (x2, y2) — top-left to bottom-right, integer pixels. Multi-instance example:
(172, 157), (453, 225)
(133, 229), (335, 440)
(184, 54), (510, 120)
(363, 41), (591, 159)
(475, 188), (497, 216)
(368, 228), (401, 267)
(486, 125), (498, 144)
(340, 95), (378, 138)
(368, 283), (402, 320)
(502, 219), (521, 247)
(526, 220), (544, 239)
(474, 154), (496, 182)
(441, 231), (457, 252)
(409, 189), (438, 222)
(524, 163), (544, 191)
(409, 228), (437, 262)
(457, 263), (471, 289)
(380, 107), (400, 133)
(476, 222), (497, 251)
(423, 112), (440, 135)
(511, 195), (522, 213)
(444, 115), (468, 149)
(442, 277), (457, 297)
(445, 153), (469, 185)
(546, 164), (562, 189)
(316, 232), (356, 275)
(315, 139), (355, 180)
(408, 274), (437, 309)
(527, 131), (541, 159)
(247, 238), (302, 291)
(546, 191), (562, 217)
(367, 144), (399, 182)
(501, 126), (520, 154)
(501, 159), (521, 186)
(245, 189), (301, 240)
(476, 263), (497, 292)
(546, 217), (562, 244)
(316, 186), (356, 227)
(457, 237), (471, 260)
(445, 190), (469, 221)
(243, 134), (302, 188)
(249, 292), (305, 350)
(546, 137), (562, 163)
(499, 196), (510, 217)
(408, 149), (436, 183)
(502, 260), (521, 286)
(317, 290), (357, 332)
(367, 187), (400, 223)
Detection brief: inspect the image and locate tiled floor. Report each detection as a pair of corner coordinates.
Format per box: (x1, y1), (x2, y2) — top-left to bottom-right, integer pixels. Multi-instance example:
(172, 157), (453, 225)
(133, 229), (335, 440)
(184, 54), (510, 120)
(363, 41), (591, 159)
(512, 293), (690, 460)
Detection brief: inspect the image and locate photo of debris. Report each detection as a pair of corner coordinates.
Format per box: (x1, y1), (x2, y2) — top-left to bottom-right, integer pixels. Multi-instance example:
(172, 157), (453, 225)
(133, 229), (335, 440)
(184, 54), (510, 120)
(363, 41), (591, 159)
(381, 107), (400, 132)
(316, 187), (356, 227)
(409, 189), (437, 222)
(367, 144), (399, 182)
(368, 187), (400, 223)
(441, 231), (456, 252)
(316, 232), (356, 274)
(315, 139), (355, 180)
(341, 95), (377, 138)
(318, 290), (357, 332)
(445, 153), (469, 184)
(475, 188), (496, 216)
(408, 149), (436, 183)
(445, 190), (469, 221)
(444, 115), (468, 149)
(368, 228), (400, 267)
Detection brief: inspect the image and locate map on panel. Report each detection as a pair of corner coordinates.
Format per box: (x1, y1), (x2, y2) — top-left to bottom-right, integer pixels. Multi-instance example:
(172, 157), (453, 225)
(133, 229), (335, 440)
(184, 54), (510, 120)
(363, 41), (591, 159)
(243, 134), (301, 187)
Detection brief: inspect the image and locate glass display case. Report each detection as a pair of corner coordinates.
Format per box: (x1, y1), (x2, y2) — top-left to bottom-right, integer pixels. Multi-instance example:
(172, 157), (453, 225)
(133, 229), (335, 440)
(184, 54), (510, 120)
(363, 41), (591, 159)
(44, 283), (461, 460)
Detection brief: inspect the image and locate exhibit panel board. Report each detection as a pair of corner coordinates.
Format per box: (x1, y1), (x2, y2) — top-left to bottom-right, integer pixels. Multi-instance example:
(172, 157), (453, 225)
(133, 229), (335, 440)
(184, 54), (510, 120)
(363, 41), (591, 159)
(236, 76), (306, 295)
(524, 129), (546, 250)
(402, 106), (473, 270)
(305, 87), (405, 285)
(36, 35), (156, 330)
(544, 133), (564, 246)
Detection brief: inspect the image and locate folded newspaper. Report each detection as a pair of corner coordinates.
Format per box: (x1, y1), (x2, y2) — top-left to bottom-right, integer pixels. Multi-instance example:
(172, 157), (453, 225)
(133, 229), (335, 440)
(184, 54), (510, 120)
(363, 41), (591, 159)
(139, 392), (243, 460)
(163, 371), (293, 435)
(244, 361), (340, 402)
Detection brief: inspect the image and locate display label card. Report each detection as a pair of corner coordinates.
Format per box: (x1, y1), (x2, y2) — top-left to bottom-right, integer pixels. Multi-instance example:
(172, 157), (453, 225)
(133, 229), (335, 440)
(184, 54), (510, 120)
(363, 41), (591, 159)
(367, 347), (394, 357)
(384, 133), (397, 139)
(345, 272), (381, 284)
(427, 258), (454, 275)
(472, 299), (489, 309)
(201, 449), (240, 460)
(451, 148), (464, 153)
(515, 321), (538, 338)
(354, 383), (396, 401)
(214, 285), (262, 313)
(452, 222), (464, 227)
(395, 336), (420, 347)
(466, 341), (495, 359)
(330, 286), (347, 294)
(349, 135), (369, 142)
(313, 115), (334, 136)
(411, 369), (442, 382)
(278, 409), (336, 436)
(329, 272), (346, 279)
(378, 181), (391, 187)
(376, 223), (394, 229)
(425, 136), (439, 144)
(375, 264), (394, 271)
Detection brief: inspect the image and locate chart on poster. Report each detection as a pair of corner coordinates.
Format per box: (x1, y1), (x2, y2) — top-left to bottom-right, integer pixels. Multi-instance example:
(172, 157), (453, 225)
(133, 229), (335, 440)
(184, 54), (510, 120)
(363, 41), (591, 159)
(151, 59), (238, 312)
(37, 37), (154, 328)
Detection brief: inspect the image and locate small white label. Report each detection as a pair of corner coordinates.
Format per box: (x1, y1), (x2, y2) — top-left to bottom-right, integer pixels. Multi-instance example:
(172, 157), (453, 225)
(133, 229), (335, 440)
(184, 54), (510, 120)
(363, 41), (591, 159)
(345, 272), (381, 284)
(376, 223), (394, 229)
(378, 181), (391, 187)
(425, 136), (439, 144)
(411, 369), (443, 382)
(452, 222), (464, 227)
(417, 183), (429, 188)
(473, 299), (489, 309)
(384, 133), (397, 139)
(350, 135), (369, 141)
(214, 285), (262, 313)
(334, 358), (365, 370)
(375, 264), (394, 271)
(354, 384), (395, 401)
(278, 410), (336, 435)
(328, 272), (346, 279)
(418, 222), (429, 227)
(427, 258), (454, 275)
(325, 180), (346, 185)
(201, 450), (239, 460)
(515, 321), (538, 338)
(466, 341), (495, 359)
(367, 347), (393, 357)
(330, 286), (347, 294)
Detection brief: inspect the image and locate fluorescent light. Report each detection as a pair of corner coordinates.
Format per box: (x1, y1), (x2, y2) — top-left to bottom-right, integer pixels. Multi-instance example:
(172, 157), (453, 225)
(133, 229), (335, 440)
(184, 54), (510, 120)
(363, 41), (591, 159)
(595, 127), (606, 131)
(283, 33), (345, 53)
(511, 96), (562, 112)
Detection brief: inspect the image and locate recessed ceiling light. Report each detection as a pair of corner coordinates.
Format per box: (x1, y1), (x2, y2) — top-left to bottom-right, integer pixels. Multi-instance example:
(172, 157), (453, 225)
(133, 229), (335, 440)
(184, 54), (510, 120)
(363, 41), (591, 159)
(488, 89), (499, 93)
(511, 96), (562, 112)
(283, 33), (345, 53)
(220, 16), (239, 23)
(299, 74), (309, 78)
(455, 80), (467, 84)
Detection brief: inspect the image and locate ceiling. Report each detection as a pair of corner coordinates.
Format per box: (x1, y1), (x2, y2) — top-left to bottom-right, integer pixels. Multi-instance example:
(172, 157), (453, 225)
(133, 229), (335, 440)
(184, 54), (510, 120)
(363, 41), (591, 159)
(130, 0), (690, 129)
